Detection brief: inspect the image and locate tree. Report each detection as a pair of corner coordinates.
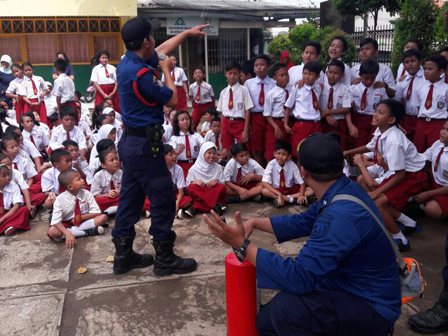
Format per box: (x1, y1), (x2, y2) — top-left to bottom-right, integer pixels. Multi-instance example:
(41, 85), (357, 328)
(333, 0), (401, 36)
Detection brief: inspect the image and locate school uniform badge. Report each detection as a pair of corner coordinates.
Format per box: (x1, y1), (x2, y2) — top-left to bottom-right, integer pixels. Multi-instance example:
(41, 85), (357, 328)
(237, 102), (243, 110)
(438, 102), (445, 109)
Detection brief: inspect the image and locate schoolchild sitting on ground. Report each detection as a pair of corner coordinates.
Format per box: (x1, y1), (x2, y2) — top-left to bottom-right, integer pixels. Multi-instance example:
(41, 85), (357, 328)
(164, 144), (192, 219)
(50, 106), (87, 160)
(0, 153), (43, 217)
(0, 164), (30, 236)
(41, 148), (73, 210)
(31, 110), (50, 137)
(200, 108), (218, 137)
(263, 63), (291, 161)
(169, 110), (204, 180)
(185, 142), (226, 218)
(20, 112), (49, 157)
(224, 142), (264, 204)
(90, 114), (110, 148)
(162, 108), (176, 144)
(90, 124), (116, 161)
(354, 152), (394, 192)
(0, 107), (18, 132)
(102, 107), (122, 141)
(91, 149), (122, 215)
(62, 140), (90, 187)
(163, 105), (174, 126)
(74, 102), (92, 142)
(103, 97), (122, 121)
(204, 116), (226, 162)
(189, 67), (215, 130)
(261, 140), (307, 208)
(344, 99), (427, 252)
(47, 169), (108, 249)
(87, 139), (115, 185)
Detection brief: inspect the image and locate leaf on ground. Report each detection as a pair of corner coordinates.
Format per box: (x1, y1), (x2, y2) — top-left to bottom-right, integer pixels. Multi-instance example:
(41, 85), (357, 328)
(106, 255), (114, 263)
(76, 267), (88, 274)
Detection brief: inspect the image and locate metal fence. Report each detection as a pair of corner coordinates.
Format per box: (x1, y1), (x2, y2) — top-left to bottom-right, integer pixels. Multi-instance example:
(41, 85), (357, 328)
(207, 29), (248, 74)
(350, 25), (395, 67)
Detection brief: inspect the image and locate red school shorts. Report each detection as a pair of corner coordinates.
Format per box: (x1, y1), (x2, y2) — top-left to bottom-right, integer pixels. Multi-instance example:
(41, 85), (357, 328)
(321, 118), (348, 151)
(249, 113), (266, 152)
(353, 113), (375, 148)
(291, 120), (322, 158)
(265, 118), (291, 161)
(221, 117), (249, 150)
(428, 181), (448, 216)
(413, 119), (446, 154)
(192, 101), (215, 130)
(275, 184), (301, 196)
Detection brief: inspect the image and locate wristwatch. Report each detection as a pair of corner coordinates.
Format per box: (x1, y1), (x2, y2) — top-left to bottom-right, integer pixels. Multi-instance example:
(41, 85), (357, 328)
(158, 53), (167, 61)
(233, 239), (251, 262)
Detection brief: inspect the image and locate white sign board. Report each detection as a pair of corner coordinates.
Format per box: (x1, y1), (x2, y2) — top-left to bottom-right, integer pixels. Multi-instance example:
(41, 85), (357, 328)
(167, 17), (219, 36)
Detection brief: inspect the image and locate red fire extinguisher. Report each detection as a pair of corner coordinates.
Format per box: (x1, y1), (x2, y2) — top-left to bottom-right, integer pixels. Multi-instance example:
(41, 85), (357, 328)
(225, 252), (259, 336)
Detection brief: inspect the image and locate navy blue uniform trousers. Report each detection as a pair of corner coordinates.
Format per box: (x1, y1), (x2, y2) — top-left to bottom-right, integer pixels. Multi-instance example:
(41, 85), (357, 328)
(111, 131), (176, 241)
(257, 290), (393, 336)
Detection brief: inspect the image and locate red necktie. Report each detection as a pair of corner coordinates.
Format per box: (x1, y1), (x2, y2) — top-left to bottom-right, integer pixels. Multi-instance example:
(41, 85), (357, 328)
(73, 199), (82, 226)
(373, 135), (381, 164)
(311, 88), (319, 110)
(401, 68), (406, 77)
(58, 184), (65, 194)
(66, 131), (70, 140)
(327, 87), (334, 110)
(30, 135), (36, 147)
(236, 167), (242, 185)
(104, 66), (110, 78)
(228, 88), (233, 110)
(13, 163), (18, 170)
(171, 69), (175, 81)
(259, 83), (265, 106)
(434, 147), (444, 172)
(406, 77), (415, 100)
(196, 85), (201, 102)
(215, 134), (220, 149)
(165, 119), (169, 125)
(279, 168), (286, 189)
(31, 79), (38, 96)
(425, 84), (434, 110)
(0, 192), (4, 214)
(361, 88), (368, 111)
(110, 179), (115, 190)
(185, 134), (191, 158)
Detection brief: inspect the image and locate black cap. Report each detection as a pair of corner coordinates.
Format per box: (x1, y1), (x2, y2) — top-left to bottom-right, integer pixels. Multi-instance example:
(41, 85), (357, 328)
(121, 16), (154, 47)
(298, 133), (344, 174)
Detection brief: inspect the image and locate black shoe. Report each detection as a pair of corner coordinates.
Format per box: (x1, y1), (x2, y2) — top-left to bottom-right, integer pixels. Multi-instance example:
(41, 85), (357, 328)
(152, 234), (197, 276)
(84, 226), (104, 236)
(226, 195), (241, 204)
(409, 302), (448, 334)
(112, 235), (154, 275)
(252, 195), (262, 203)
(394, 238), (411, 252)
(184, 207), (197, 218)
(402, 222), (422, 235)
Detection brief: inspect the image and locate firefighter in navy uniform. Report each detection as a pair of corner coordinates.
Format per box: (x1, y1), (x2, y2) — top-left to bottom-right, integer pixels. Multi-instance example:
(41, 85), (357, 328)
(112, 16), (207, 276)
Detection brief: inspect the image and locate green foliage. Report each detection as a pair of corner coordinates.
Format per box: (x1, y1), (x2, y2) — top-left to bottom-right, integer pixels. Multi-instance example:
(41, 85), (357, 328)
(391, 0), (440, 73)
(268, 24), (357, 67)
(434, 2), (448, 50)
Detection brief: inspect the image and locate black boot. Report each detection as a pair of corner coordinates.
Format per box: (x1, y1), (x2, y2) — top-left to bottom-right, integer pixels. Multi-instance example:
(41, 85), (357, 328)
(152, 234), (197, 276)
(409, 284), (448, 334)
(112, 235), (154, 275)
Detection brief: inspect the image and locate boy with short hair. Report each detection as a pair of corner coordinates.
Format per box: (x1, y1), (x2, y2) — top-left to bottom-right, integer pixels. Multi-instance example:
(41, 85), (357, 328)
(53, 58), (76, 119)
(284, 61), (323, 157)
(319, 59), (352, 150)
(396, 39), (423, 82)
(245, 54), (276, 164)
(62, 139), (90, 185)
(217, 61), (254, 153)
(240, 59), (255, 85)
(189, 67), (215, 129)
(395, 49), (425, 141)
(47, 169), (108, 248)
(200, 108), (218, 137)
(351, 37), (395, 98)
(414, 55), (448, 153)
(204, 116), (224, 159)
(224, 142), (264, 203)
(50, 106), (87, 159)
(261, 140), (306, 207)
(288, 42), (322, 86)
(349, 60), (388, 148)
(263, 63), (291, 161)
(162, 55), (188, 111)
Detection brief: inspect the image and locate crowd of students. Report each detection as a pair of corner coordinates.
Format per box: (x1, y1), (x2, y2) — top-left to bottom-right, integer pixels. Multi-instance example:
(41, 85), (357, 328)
(1, 36), (448, 254)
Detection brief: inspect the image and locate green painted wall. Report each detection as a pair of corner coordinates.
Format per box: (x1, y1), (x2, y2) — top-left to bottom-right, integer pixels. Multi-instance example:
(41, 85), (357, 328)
(209, 73), (227, 97)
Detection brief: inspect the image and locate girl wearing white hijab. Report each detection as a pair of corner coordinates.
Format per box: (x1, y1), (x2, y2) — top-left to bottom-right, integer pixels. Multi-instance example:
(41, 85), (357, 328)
(89, 124), (116, 163)
(185, 142), (226, 217)
(0, 55), (14, 104)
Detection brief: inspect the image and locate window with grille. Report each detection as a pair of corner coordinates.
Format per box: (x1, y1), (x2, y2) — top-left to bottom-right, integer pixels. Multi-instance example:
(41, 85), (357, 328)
(207, 29), (247, 73)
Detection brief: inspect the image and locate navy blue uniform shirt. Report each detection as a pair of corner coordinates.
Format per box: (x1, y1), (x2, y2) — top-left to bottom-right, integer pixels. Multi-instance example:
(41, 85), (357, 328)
(117, 50), (173, 128)
(256, 175), (401, 323)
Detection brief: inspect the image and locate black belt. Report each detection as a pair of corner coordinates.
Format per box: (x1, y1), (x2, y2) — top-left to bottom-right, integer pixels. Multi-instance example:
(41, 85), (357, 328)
(272, 117), (285, 121)
(296, 119), (320, 123)
(178, 159), (196, 164)
(418, 117), (446, 122)
(407, 115), (418, 119)
(224, 116), (245, 121)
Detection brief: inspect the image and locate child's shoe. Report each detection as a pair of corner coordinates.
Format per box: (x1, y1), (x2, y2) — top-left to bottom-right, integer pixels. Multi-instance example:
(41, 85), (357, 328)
(84, 226), (105, 236)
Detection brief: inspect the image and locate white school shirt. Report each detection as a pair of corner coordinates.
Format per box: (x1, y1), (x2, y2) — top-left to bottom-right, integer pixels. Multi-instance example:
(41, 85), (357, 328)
(87, 157), (100, 185)
(351, 63), (396, 90)
(41, 167), (62, 194)
(1, 119), (18, 132)
(217, 83), (254, 118)
(162, 67), (188, 87)
(189, 81), (214, 103)
(288, 63), (325, 86)
(1, 182), (23, 210)
(78, 120), (92, 138)
(285, 84), (322, 121)
(349, 83), (388, 115)
(22, 127), (49, 152)
(396, 63), (410, 83)
(6, 77), (24, 95)
(263, 85), (291, 118)
(262, 159), (304, 188)
(169, 164), (186, 191)
(224, 157), (265, 183)
(72, 158), (90, 178)
(44, 93), (58, 116)
(320, 59), (352, 87)
(319, 82), (352, 120)
(12, 155), (37, 179)
(112, 119), (123, 141)
(416, 80), (448, 119)
(51, 189), (101, 226)
(367, 164), (395, 184)
(90, 64), (116, 85)
(424, 140), (448, 186)
(395, 68), (427, 116)
(80, 103), (91, 125)
(37, 123), (50, 137)
(244, 76), (277, 113)
(19, 75), (48, 100)
(21, 139), (42, 161)
(204, 130), (222, 153)
(10, 167), (29, 191)
(163, 124), (173, 144)
(169, 132), (204, 161)
(366, 126), (426, 173)
(6, 109), (16, 122)
(52, 73), (75, 103)
(91, 169), (122, 196)
(201, 121), (211, 133)
(50, 125), (87, 150)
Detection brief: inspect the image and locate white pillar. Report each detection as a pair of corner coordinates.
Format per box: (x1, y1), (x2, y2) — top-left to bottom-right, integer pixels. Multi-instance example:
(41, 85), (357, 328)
(179, 43), (183, 67)
(247, 27), (250, 60)
(205, 34), (209, 83)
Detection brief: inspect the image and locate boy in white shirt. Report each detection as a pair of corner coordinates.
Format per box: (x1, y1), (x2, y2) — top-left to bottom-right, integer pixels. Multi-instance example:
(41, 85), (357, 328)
(189, 67), (215, 129)
(53, 58), (76, 119)
(47, 169), (108, 248)
(162, 56), (188, 111)
(204, 117), (225, 160)
(288, 42), (322, 86)
(321, 36), (352, 87)
(200, 108), (217, 137)
(396, 39), (423, 83)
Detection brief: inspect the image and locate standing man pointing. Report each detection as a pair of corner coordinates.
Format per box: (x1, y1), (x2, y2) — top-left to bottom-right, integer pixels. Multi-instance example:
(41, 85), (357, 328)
(112, 16), (207, 275)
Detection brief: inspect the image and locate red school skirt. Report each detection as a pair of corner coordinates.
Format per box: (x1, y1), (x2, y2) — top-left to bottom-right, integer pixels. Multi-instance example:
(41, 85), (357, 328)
(275, 184), (301, 196)
(15, 97), (28, 123)
(176, 87), (188, 111)
(0, 206), (30, 234)
(178, 160), (195, 182)
(28, 99), (48, 125)
(95, 84), (120, 112)
(427, 180), (448, 216)
(187, 183), (226, 213)
(95, 195), (119, 212)
(192, 101), (215, 129)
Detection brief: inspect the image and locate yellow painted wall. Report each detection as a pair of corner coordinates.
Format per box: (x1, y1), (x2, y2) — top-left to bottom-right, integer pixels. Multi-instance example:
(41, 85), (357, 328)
(1, 0), (137, 17)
